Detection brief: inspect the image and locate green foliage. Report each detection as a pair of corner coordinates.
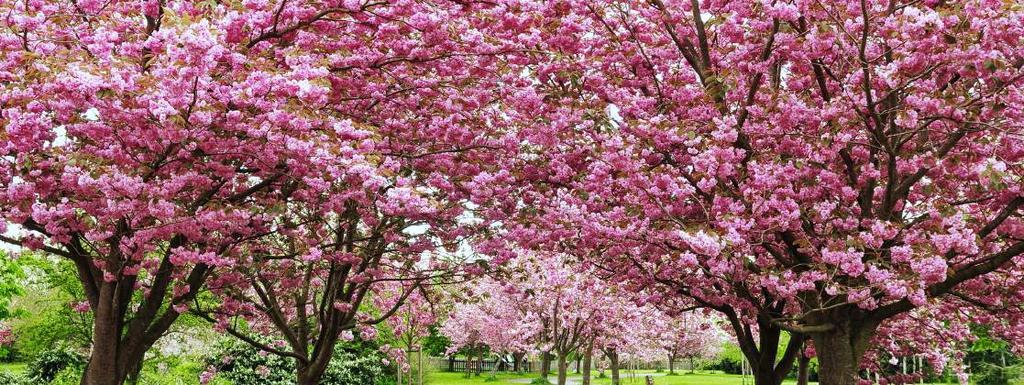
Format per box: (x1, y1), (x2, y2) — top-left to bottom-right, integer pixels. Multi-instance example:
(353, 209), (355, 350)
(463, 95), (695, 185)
(48, 367), (82, 385)
(0, 371), (25, 385)
(207, 338), (294, 385)
(0, 253), (25, 321)
(321, 347), (395, 385)
(9, 255), (92, 360)
(968, 326), (1022, 385)
(707, 343), (744, 376)
(0, 253), (26, 362)
(25, 347), (84, 383)
(421, 326), (451, 357)
(529, 377), (553, 385)
(137, 352), (219, 385)
(208, 338), (396, 385)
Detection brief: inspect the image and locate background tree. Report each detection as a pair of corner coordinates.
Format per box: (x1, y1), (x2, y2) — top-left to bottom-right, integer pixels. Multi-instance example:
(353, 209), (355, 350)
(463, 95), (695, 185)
(490, 1), (1024, 384)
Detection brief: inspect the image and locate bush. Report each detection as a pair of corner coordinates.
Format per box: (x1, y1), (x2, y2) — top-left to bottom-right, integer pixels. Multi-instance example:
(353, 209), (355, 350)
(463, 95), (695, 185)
(708, 357), (742, 375)
(208, 338), (395, 385)
(529, 377), (552, 385)
(320, 347), (394, 385)
(48, 367), (82, 385)
(26, 347), (84, 383)
(206, 339), (294, 385)
(975, 363), (1021, 385)
(0, 371), (25, 385)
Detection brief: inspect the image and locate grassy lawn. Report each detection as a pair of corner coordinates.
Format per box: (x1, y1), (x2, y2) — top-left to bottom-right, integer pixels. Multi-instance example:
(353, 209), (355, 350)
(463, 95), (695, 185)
(426, 371), (535, 385)
(426, 371), (982, 385)
(426, 371), (804, 385)
(0, 362), (27, 375)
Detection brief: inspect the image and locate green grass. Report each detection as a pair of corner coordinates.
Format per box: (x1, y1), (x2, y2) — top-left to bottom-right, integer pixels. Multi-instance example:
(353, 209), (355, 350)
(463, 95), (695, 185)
(426, 370), (977, 385)
(427, 371), (537, 385)
(426, 370), (805, 385)
(0, 362), (27, 375)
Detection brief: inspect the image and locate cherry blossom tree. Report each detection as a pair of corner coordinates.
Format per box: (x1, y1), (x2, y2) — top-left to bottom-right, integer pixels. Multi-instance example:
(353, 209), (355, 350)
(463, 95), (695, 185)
(488, 0), (1024, 384)
(175, 0), (527, 380)
(381, 284), (441, 385)
(645, 312), (725, 374)
(1, 0), (523, 384)
(0, 0), (345, 382)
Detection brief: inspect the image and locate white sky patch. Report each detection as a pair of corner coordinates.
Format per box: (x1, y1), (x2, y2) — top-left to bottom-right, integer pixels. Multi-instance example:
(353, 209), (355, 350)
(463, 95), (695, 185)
(83, 107), (100, 121)
(1, 223), (25, 254)
(51, 126), (68, 147)
(606, 104), (623, 128)
(403, 223), (429, 236)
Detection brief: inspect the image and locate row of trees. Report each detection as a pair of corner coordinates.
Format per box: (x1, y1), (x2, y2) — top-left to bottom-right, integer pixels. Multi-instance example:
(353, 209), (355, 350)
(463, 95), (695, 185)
(441, 254), (725, 385)
(2, 0), (1023, 384)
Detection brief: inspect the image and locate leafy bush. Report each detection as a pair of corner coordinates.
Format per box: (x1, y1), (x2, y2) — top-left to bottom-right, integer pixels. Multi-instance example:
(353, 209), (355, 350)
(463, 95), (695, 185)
(208, 338), (395, 385)
(207, 339), (294, 385)
(9, 256), (92, 361)
(48, 367), (82, 385)
(974, 363), (1021, 385)
(708, 357), (742, 375)
(0, 371), (25, 385)
(320, 347), (394, 385)
(26, 347), (84, 383)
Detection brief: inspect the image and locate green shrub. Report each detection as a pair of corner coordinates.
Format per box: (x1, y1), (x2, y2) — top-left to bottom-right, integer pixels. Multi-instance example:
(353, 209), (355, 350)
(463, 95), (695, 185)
(320, 348), (394, 385)
(206, 339), (294, 385)
(0, 371), (25, 385)
(26, 347), (84, 383)
(208, 338), (395, 385)
(48, 367), (82, 385)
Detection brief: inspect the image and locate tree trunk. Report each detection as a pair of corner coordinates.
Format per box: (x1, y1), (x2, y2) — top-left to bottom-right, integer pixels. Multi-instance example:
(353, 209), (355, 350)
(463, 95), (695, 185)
(812, 333), (859, 385)
(476, 348), (484, 376)
(689, 357), (695, 374)
(576, 354), (582, 374)
(810, 317), (878, 385)
(80, 288), (149, 385)
(513, 352), (524, 373)
(297, 359), (333, 385)
(725, 313), (805, 385)
(607, 349), (621, 385)
(797, 353), (811, 385)
(541, 351), (552, 379)
(78, 257), (208, 385)
(582, 341), (594, 385)
(668, 354), (675, 375)
(557, 354), (569, 385)
(125, 361), (143, 385)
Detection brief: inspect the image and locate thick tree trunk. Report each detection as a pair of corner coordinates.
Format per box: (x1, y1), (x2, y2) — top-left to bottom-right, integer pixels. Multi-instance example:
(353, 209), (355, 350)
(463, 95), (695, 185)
(582, 342), (594, 385)
(689, 357), (695, 374)
(797, 353), (811, 385)
(513, 352), (524, 372)
(668, 355), (675, 374)
(80, 286), (149, 385)
(812, 332), (860, 385)
(809, 314), (878, 385)
(557, 354), (569, 385)
(297, 358), (333, 385)
(125, 361), (143, 385)
(576, 355), (582, 374)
